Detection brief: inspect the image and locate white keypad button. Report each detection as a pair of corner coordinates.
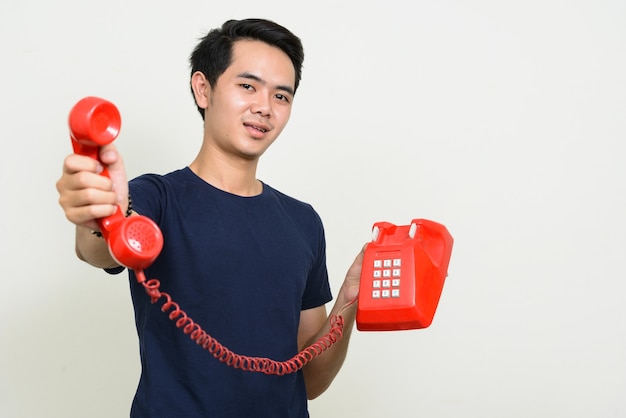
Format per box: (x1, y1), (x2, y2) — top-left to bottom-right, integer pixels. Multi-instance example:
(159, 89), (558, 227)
(371, 256), (404, 302)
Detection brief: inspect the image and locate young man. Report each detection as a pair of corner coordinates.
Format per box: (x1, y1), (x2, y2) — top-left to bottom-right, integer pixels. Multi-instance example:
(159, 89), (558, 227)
(56, 18), (364, 417)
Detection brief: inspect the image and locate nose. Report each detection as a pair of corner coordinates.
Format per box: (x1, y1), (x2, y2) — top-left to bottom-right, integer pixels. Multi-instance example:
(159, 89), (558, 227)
(250, 94), (271, 117)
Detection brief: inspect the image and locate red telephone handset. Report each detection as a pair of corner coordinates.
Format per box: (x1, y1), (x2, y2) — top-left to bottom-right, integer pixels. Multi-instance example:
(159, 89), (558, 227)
(68, 96), (163, 270)
(356, 218), (454, 331)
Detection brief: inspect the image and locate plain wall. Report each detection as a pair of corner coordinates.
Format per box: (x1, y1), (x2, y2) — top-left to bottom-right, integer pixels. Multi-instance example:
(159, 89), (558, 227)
(1, 0), (625, 417)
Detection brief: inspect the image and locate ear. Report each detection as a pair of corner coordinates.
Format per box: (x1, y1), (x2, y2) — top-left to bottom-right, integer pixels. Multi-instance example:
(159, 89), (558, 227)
(191, 71), (210, 110)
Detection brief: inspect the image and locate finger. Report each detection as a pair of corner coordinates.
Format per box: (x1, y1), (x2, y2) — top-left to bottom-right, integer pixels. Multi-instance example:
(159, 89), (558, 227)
(98, 143), (120, 166)
(57, 182), (119, 227)
(72, 186), (119, 207)
(64, 203), (118, 228)
(62, 153), (103, 175)
(68, 170), (115, 193)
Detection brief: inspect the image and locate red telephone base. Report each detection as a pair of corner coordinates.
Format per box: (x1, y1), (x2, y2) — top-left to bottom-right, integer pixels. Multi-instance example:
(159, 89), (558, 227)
(356, 219), (453, 332)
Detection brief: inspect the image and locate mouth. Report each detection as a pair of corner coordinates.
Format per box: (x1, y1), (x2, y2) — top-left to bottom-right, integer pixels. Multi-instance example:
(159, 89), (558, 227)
(244, 122), (270, 134)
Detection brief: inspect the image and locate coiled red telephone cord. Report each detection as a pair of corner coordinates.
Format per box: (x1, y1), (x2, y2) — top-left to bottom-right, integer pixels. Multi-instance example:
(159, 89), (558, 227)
(135, 269), (350, 375)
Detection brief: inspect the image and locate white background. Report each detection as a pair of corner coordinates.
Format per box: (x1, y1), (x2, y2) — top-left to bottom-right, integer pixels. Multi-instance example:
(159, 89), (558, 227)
(1, 1), (625, 417)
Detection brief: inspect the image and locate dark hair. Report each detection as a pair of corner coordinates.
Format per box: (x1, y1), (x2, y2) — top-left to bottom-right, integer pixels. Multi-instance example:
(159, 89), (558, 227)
(189, 18), (304, 119)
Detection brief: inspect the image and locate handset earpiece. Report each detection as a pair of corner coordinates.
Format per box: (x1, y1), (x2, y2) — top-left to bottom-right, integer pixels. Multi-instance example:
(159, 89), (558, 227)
(69, 96), (121, 154)
(68, 96), (163, 270)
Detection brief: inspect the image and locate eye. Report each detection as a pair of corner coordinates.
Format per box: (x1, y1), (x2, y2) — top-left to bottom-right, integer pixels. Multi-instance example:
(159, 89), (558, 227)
(240, 83), (254, 91)
(275, 93), (291, 103)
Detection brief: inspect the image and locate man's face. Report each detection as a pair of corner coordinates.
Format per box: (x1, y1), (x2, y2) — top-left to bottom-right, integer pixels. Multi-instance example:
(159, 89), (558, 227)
(201, 39), (296, 161)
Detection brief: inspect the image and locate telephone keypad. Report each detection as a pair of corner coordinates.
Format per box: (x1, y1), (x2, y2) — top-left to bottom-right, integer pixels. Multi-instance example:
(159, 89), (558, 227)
(370, 257), (402, 299)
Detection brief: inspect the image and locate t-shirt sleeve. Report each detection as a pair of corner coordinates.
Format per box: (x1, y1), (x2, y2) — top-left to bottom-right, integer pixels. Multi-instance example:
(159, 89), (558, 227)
(300, 210), (333, 310)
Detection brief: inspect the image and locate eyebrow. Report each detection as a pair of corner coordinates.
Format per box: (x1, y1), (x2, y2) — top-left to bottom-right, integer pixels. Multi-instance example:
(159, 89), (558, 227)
(237, 72), (295, 96)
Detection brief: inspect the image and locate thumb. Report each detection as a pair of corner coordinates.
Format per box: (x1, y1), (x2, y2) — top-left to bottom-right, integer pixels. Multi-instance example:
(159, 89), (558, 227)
(343, 243), (368, 301)
(99, 143), (129, 207)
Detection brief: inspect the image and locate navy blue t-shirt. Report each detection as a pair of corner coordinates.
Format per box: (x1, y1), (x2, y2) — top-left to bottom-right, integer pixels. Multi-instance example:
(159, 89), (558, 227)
(119, 167), (332, 417)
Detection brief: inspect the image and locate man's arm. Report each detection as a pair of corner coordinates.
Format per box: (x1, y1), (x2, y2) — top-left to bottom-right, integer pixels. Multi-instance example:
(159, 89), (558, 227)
(74, 226), (120, 269)
(298, 246), (365, 399)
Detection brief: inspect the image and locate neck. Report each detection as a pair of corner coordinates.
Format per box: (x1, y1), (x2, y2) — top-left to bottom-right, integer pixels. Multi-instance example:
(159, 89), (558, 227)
(189, 148), (262, 197)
